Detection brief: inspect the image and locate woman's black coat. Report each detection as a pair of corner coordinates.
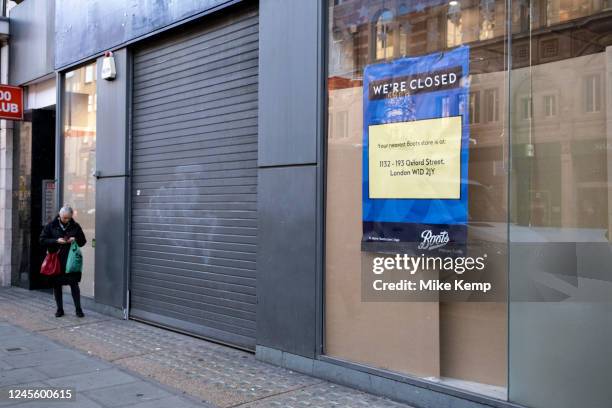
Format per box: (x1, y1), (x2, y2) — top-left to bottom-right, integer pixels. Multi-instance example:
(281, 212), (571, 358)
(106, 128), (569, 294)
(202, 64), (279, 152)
(39, 216), (87, 285)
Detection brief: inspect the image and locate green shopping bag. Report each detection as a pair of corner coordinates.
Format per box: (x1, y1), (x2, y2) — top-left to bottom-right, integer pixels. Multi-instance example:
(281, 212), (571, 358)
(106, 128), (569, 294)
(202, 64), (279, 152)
(66, 241), (83, 273)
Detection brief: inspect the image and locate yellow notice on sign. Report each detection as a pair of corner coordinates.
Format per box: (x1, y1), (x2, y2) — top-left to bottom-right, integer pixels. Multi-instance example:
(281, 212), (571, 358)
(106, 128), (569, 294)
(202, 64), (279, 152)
(368, 116), (462, 199)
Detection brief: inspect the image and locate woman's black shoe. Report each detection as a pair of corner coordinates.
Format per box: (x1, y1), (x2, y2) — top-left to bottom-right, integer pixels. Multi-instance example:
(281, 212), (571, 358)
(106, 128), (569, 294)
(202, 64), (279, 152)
(75, 308), (84, 318)
(55, 310), (64, 317)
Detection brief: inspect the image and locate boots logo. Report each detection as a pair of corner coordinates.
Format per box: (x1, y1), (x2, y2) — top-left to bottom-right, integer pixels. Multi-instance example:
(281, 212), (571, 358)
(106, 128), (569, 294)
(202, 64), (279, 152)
(418, 230), (449, 250)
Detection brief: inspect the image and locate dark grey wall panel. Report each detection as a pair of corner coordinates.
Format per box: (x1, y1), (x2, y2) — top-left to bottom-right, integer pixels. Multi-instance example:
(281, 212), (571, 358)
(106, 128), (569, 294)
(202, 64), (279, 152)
(258, 0), (321, 166)
(257, 166), (317, 358)
(94, 48), (129, 309)
(130, 8), (259, 350)
(95, 177), (128, 308)
(96, 49), (129, 177)
(9, 0), (55, 85)
(256, 0), (323, 359)
(55, 0), (242, 69)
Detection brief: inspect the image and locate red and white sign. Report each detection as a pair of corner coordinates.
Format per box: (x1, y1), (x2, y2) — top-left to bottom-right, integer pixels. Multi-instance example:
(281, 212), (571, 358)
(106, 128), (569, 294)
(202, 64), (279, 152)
(0, 85), (23, 120)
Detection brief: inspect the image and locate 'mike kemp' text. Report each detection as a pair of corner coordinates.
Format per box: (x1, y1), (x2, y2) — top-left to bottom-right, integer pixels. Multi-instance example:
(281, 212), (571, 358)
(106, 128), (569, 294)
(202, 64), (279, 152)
(368, 66), (463, 100)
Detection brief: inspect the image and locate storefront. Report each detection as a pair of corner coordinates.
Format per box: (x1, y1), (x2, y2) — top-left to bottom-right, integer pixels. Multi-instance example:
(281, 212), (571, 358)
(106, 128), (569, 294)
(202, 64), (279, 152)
(127, 8), (259, 350)
(9, 0), (259, 344)
(7, 0), (56, 290)
(52, 1), (259, 350)
(323, 0), (612, 407)
(10, 78), (56, 290)
(4, 0), (612, 407)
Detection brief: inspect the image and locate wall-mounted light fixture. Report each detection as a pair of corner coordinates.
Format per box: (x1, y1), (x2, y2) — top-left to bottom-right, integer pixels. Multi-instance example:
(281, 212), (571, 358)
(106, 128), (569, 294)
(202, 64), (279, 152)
(101, 51), (117, 80)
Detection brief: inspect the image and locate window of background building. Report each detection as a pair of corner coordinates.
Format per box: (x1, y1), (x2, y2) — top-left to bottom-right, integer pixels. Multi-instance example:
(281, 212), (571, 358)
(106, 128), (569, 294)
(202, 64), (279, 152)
(484, 88), (499, 122)
(543, 94), (556, 117)
(584, 74), (601, 113)
(63, 62), (97, 298)
(469, 91), (481, 124)
(520, 96), (532, 120)
(327, 1), (612, 406)
(480, 0), (496, 39)
(447, 1), (463, 47)
(373, 9), (395, 60)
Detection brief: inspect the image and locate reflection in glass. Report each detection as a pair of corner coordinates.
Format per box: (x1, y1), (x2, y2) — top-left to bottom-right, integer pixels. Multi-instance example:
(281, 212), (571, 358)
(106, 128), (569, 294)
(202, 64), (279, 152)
(447, 1), (463, 47)
(12, 121), (32, 286)
(326, 0), (509, 400)
(374, 9), (394, 60)
(509, 2), (612, 407)
(326, 0), (612, 406)
(63, 63), (96, 298)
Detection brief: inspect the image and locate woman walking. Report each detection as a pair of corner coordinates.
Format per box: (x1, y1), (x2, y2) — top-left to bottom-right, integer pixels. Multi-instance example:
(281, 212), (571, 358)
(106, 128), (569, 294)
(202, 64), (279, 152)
(40, 206), (87, 318)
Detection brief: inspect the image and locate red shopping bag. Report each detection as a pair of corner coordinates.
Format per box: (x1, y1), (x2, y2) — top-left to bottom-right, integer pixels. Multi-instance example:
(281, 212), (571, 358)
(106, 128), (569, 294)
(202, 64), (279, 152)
(40, 252), (61, 276)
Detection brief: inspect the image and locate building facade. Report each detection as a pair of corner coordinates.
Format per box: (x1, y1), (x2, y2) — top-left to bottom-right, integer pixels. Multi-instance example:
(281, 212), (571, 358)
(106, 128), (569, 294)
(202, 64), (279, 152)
(2, 0), (612, 407)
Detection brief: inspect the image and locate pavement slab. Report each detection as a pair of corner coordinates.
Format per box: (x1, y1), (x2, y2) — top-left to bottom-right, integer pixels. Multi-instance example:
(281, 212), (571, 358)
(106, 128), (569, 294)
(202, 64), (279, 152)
(45, 368), (139, 392)
(5, 394), (104, 408)
(0, 287), (415, 408)
(83, 380), (173, 407)
(35, 357), (112, 378)
(0, 292), (109, 332)
(0, 348), (89, 370)
(238, 382), (413, 408)
(116, 354), (322, 407)
(0, 322), (209, 407)
(0, 367), (47, 387)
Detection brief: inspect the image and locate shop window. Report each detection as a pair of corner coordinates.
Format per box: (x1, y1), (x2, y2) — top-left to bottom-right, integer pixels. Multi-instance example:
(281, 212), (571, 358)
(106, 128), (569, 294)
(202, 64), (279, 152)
(327, 0), (612, 406)
(63, 62), (97, 298)
(327, 1), (509, 400)
(508, 40), (612, 408)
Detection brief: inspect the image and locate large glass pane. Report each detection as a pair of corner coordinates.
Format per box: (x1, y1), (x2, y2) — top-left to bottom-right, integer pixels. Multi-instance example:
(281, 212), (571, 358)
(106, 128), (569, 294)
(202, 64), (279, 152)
(12, 119), (32, 287)
(508, 1), (612, 407)
(63, 63), (97, 297)
(326, 0), (508, 399)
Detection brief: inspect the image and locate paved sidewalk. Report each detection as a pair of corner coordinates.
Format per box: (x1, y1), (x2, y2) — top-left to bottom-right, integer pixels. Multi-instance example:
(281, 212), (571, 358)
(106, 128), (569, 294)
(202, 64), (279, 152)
(0, 288), (412, 408)
(0, 321), (206, 408)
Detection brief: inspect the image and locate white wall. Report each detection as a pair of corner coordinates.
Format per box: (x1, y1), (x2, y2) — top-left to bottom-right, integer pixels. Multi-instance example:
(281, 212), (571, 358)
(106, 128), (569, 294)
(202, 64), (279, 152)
(26, 78), (56, 110)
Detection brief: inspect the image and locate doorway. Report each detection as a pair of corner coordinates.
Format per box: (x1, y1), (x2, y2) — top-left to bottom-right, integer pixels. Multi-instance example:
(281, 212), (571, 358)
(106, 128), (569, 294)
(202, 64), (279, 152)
(12, 107), (56, 289)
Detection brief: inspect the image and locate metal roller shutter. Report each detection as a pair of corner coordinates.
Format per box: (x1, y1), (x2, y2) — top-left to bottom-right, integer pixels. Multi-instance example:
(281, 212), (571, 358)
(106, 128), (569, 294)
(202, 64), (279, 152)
(129, 8), (258, 350)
